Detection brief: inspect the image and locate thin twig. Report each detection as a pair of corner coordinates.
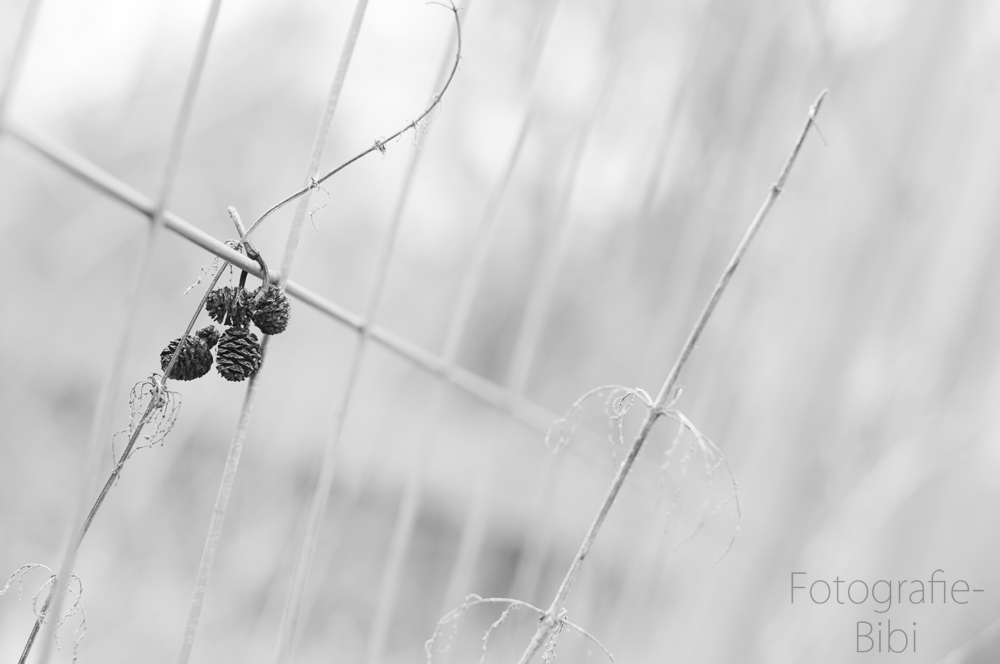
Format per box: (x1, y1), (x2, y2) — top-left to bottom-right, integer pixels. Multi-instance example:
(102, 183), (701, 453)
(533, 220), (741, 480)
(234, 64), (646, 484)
(2, 122), (582, 440)
(172, 212), (269, 664)
(240, 1), (463, 244)
(79, 244), (231, 664)
(273, 7), (463, 662)
(268, 0), (372, 659)
(364, 389), (442, 664)
(6, 567), (86, 664)
(434, 0), (562, 625)
(501, 0), (632, 616)
(18, 237), (226, 664)
(31, 3), (224, 663)
(506, 0), (629, 395)
(513, 90), (827, 664)
(426, 595), (614, 664)
(435, 419), (508, 617)
(439, 0), (559, 361)
(19, 589), (51, 664)
(363, 7), (472, 661)
(275, 0), (369, 284)
(176, 361), (265, 664)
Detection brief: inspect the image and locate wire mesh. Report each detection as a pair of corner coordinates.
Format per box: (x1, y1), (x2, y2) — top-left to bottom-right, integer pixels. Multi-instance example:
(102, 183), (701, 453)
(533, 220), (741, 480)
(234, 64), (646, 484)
(7, 1), (999, 664)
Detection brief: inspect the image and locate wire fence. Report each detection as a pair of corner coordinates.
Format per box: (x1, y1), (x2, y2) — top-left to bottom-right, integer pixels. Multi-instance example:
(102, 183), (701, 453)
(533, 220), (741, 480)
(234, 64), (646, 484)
(9, 1), (995, 664)
(2, 1), (659, 661)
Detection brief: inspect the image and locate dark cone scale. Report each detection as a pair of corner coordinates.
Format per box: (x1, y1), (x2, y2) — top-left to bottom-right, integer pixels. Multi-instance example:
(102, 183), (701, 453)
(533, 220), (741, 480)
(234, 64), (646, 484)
(250, 286), (291, 335)
(195, 325), (220, 349)
(216, 326), (262, 382)
(160, 333), (214, 381)
(204, 287), (231, 324)
(205, 286), (251, 327)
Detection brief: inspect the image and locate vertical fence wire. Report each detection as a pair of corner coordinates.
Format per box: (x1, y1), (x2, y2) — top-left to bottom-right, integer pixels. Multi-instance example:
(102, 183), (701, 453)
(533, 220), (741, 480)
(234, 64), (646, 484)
(185, 1), (371, 659)
(29, 2), (224, 663)
(293, 0), (567, 646)
(267, 2), (474, 660)
(431, 0), (566, 622)
(283, 9), (467, 649)
(174, 214), (265, 663)
(277, 3), (369, 286)
(361, 9), (475, 663)
(595, 11), (716, 648)
(1, 3), (47, 662)
(642, 4), (764, 382)
(362, 388), (447, 664)
(193, 2), (372, 663)
(0, 0), (42, 121)
(0, 0), (673, 660)
(431, 0), (673, 630)
(499, 0), (632, 610)
(176, 358), (264, 664)
(504, 0), (628, 398)
(436, 0), (562, 365)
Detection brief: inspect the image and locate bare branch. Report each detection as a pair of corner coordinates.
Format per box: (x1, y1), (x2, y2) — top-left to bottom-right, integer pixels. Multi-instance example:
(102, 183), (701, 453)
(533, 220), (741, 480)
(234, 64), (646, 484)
(513, 90), (827, 664)
(240, 1), (464, 242)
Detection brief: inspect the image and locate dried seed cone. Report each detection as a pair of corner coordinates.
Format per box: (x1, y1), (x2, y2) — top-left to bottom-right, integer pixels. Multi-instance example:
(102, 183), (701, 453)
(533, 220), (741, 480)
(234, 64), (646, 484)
(204, 287), (231, 323)
(205, 286), (251, 327)
(160, 334), (214, 381)
(250, 286), (291, 335)
(215, 327), (262, 382)
(195, 325), (220, 349)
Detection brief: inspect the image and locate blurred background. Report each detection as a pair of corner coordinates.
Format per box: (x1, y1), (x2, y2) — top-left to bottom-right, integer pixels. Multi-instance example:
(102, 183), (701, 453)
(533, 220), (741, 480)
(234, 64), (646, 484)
(2, 0), (1000, 662)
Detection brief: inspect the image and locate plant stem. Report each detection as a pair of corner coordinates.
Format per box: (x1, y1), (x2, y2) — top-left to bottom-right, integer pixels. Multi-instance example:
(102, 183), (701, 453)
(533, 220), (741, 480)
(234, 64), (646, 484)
(28, 2), (224, 661)
(18, 255), (228, 664)
(513, 90), (826, 664)
(240, 2), (463, 243)
(272, 7), (464, 662)
(176, 357), (265, 664)
(18, 586), (52, 664)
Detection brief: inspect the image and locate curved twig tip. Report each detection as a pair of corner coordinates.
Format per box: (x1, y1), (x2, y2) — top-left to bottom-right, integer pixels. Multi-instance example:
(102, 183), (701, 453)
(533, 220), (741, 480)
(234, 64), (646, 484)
(426, 0), (458, 11)
(242, 0), (463, 240)
(809, 90), (828, 145)
(811, 89), (828, 113)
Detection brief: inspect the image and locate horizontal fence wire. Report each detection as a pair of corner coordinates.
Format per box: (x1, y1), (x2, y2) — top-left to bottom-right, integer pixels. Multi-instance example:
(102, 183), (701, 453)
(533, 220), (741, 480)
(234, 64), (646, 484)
(0, 5), (658, 662)
(1, 120), (567, 438)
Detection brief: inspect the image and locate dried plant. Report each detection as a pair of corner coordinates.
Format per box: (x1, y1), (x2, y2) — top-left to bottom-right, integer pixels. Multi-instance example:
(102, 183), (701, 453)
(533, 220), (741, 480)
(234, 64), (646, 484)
(6, 4), (464, 662)
(1, 565), (86, 664)
(424, 595), (613, 664)
(432, 90), (827, 664)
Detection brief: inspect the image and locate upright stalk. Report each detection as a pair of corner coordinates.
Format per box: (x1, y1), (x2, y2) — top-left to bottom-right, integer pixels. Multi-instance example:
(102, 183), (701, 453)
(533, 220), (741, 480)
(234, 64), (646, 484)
(514, 90), (827, 664)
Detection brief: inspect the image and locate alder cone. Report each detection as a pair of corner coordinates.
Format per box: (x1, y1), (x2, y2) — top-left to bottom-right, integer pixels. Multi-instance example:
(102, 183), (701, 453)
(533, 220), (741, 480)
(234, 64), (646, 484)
(250, 286), (291, 335)
(160, 333), (214, 381)
(205, 286), (251, 327)
(195, 325), (220, 349)
(215, 326), (262, 382)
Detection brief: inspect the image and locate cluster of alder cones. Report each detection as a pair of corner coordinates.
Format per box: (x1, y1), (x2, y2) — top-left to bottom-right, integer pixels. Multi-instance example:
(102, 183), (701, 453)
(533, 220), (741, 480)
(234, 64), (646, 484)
(159, 284), (291, 382)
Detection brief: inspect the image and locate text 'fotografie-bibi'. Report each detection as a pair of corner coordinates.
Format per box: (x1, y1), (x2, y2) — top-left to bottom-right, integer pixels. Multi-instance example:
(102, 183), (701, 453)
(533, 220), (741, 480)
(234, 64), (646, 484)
(791, 570), (986, 653)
